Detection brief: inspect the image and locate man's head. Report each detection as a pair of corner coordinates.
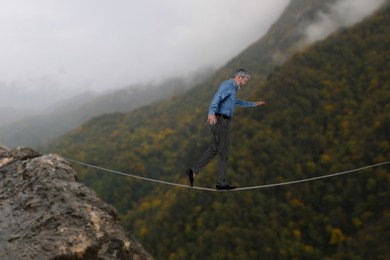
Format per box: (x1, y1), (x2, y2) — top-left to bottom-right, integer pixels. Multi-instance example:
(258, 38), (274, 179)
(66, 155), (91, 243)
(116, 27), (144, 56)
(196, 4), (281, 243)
(233, 69), (250, 89)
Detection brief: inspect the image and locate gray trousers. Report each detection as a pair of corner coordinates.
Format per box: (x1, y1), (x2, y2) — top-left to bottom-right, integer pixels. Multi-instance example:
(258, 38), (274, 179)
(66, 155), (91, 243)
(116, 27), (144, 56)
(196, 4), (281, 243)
(191, 116), (230, 185)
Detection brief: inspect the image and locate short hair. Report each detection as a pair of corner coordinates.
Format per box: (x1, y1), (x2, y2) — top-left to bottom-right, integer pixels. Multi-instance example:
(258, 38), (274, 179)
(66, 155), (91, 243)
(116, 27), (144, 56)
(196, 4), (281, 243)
(234, 68), (250, 79)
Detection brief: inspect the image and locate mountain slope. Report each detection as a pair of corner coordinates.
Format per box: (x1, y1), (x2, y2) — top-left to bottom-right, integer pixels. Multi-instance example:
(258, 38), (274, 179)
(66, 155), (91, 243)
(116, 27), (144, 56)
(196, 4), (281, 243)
(50, 1), (389, 259)
(48, 0), (348, 214)
(123, 5), (389, 258)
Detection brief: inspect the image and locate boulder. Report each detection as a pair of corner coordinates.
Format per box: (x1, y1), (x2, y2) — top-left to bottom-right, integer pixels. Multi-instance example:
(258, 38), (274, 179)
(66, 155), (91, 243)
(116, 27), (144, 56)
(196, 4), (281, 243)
(0, 146), (152, 260)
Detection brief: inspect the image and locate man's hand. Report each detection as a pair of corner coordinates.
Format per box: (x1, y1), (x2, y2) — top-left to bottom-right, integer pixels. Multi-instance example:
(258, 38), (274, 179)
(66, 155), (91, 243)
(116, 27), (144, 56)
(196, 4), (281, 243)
(255, 101), (266, 106)
(207, 114), (217, 125)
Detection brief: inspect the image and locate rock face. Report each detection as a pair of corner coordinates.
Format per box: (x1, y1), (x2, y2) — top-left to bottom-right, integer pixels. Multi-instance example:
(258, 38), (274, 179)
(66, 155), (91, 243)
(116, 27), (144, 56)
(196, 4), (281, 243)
(0, 146), (153, 260)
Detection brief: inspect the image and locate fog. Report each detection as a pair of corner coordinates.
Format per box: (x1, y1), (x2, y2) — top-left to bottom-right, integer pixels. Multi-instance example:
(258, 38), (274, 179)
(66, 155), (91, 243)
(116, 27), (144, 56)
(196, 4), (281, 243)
(1, 0), (386, 112)
(303, 0), (386, 44)
(0, 0), (289, 110)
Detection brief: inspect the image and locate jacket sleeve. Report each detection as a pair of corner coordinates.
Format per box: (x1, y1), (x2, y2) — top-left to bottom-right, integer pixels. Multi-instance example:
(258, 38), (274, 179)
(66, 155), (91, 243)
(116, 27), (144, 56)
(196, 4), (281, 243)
(235, 98), (256, 107)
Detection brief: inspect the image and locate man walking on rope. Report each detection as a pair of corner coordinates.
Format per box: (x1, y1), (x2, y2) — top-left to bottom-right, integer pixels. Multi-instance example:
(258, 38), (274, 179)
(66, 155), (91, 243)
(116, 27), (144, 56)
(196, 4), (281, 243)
(185, 69), (265, 190)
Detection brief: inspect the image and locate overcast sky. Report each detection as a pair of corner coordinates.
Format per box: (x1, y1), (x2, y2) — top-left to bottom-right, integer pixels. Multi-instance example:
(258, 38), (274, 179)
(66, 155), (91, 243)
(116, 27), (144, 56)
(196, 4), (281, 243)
(0, 0), (290, 95)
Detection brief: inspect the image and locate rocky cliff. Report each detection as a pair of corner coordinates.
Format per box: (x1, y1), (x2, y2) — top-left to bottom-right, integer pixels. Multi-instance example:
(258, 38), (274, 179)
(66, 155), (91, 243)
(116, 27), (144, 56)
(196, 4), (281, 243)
(0, 146), (152, 260)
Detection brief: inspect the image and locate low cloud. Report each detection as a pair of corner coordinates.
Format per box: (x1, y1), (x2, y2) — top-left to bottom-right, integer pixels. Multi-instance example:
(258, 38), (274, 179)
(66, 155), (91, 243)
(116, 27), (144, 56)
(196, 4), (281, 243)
(0, 0), (289, 97)
(303, 0), (386, 44)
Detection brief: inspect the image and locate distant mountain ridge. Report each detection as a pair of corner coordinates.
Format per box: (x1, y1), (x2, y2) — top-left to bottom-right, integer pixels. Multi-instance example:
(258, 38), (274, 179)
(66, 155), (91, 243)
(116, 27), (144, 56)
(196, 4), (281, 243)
(0, 70), (213, 148)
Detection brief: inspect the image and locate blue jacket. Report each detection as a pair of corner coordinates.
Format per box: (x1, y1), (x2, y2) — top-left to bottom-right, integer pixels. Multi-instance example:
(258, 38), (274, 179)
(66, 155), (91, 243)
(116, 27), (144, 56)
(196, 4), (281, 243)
(208, 79), (256, 117)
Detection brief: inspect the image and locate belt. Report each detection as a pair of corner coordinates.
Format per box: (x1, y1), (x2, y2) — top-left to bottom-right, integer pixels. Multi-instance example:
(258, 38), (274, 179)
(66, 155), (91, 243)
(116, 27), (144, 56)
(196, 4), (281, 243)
(215, 113), (231, 119)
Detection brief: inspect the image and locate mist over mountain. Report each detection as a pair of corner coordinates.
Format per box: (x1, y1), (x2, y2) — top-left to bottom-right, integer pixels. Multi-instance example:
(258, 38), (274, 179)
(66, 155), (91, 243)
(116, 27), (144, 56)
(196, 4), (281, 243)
(302, 0), (386, 44)
(0, 106), (39, 126)
(0, 68), (214, 148)
(0, 0), (290, 103)
(1, 0), (386, 150)
(0, 78), (81, 112)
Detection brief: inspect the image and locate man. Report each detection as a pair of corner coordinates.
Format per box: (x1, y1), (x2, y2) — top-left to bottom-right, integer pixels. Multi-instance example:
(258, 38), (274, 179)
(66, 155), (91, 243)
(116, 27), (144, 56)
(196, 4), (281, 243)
(185, 69), (265, 190)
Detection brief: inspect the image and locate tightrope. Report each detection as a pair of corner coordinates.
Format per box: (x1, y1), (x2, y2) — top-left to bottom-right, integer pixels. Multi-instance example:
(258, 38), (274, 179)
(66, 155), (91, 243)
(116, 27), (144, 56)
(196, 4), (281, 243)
(65, 158), (390, 192)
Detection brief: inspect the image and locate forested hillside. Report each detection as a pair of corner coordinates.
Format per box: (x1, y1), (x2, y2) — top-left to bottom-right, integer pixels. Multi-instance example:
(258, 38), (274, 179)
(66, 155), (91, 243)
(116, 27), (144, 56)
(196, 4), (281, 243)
(51, 2), (389, 259)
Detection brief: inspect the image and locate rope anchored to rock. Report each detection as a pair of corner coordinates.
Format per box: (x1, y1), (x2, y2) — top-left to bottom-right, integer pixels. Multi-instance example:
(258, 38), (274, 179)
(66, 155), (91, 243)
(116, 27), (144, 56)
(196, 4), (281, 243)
(64, 158), (390, 192)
